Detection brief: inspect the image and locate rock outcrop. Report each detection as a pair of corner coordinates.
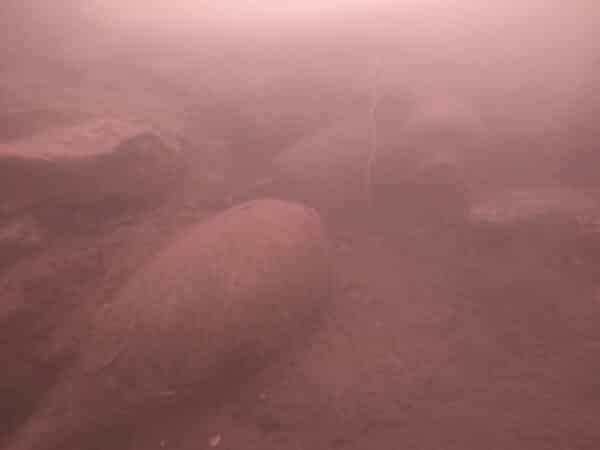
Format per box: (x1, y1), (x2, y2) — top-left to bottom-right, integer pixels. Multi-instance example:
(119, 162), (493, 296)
(6, 199), (334, 450)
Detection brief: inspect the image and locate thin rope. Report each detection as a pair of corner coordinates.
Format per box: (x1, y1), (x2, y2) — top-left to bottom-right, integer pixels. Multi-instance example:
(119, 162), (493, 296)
(366, 56), (381, 215)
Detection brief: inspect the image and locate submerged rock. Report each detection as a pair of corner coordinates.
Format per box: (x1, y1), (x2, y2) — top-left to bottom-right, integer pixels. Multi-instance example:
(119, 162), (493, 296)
(272, 117), (370, 218)
(0, 117), (184, 220)
(6, 199), (334, 450)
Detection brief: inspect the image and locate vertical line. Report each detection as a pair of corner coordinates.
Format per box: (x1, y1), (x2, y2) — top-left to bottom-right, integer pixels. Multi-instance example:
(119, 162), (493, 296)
(366, 56), (380, 215)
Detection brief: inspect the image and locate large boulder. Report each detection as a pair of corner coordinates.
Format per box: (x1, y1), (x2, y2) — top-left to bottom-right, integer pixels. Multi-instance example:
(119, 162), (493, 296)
(380, 95), (485, 173)
(402, 95), (485, 141)
(271, 117), (370, 218)
(0, 208), (188, 441)
(468, 187), (600, 265)
(6, 199), (334, 450)
(0, 117), (184, 220)
(247, 96), (480, 228)
(372, 96), (483, 229)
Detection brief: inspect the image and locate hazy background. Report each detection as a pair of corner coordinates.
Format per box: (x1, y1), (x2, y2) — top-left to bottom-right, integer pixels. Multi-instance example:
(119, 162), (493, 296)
(3, 0), (599, 135)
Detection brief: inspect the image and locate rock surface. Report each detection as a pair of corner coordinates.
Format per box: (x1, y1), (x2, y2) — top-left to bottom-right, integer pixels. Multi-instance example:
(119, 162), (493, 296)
(271, 117), (370, 217)
(0, 109), (90, 143)
(470, 187), (600, 228)
(6, 199), (334, 450)
(0, 117), (184, 218)
(268, 97), (483, 224)
(371, 96), (483, 229)
(402, 95), (485, 140)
